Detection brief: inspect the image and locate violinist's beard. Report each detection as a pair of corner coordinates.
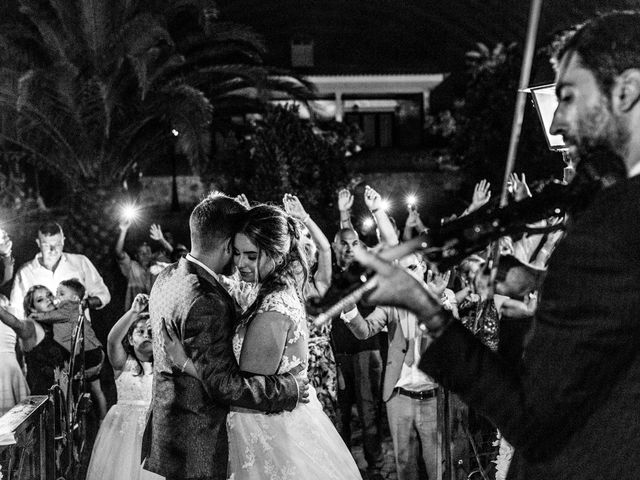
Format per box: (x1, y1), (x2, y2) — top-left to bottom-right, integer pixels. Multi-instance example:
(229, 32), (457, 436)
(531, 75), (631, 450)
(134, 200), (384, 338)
(568, 98), (629, 163)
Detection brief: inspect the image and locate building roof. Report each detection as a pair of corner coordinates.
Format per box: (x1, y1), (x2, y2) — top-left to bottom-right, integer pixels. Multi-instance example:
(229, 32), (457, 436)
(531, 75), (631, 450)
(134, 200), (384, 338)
(218, 0), (640, 75)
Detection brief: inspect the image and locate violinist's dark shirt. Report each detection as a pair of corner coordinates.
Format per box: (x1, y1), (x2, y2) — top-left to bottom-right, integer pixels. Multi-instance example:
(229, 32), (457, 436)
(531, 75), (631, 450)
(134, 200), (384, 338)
(421, 174), (640, 479)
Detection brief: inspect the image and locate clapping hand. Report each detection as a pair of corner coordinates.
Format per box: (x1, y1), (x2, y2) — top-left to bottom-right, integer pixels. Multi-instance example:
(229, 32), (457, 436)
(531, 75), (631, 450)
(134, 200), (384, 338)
(469, 179), (491, 212)
(508, 172), (531, 202)
(283, 194), (308, 221)
(337, 189), (354, 212)
(364, 185), (382, 212)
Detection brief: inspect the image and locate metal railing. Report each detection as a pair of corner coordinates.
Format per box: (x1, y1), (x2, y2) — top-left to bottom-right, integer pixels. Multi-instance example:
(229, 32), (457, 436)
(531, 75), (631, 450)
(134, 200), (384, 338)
(0, 395), (55, 480)
(0, 302), (91, 480)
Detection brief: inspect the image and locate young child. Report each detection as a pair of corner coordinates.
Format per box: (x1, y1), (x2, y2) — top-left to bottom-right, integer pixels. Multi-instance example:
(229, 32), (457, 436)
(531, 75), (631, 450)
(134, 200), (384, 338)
(28, 278), (108, 419)
(85, 293), (161, 480)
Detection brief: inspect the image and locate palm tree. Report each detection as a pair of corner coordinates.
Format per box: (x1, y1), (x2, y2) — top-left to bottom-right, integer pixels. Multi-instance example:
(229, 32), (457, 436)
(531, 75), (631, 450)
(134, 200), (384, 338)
(0, 0), (313, 267)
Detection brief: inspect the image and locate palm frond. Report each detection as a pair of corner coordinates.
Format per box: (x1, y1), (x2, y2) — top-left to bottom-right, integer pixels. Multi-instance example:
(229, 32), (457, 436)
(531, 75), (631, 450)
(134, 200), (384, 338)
(205, 22), (266, 56)
(79, 0), (109, 66)
(158, 84), (212, 173)
(0, 20), (50, 68)
(19, 0), (73, 65)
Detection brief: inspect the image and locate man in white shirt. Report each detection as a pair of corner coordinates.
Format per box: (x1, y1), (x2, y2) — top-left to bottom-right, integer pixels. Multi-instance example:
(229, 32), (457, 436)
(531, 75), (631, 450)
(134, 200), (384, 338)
(10, 222), (111, 323)
(340, 252), (442, 480)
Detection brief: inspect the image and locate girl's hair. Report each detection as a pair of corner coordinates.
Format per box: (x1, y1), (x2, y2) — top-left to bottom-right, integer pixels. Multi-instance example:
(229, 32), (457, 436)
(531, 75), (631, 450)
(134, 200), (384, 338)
(236, 204), (309, 323)
(122, 317), (152, 376)
(23, 285), (51, 316)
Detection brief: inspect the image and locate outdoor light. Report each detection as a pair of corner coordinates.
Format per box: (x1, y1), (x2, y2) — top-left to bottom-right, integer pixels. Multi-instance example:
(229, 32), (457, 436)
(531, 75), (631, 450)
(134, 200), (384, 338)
(405, 194), (418, 210)
(361, 217), (375, 232)
(121, 203), (140, 222)
(171, 129), (179, 137)
(524, 84), (566, 151)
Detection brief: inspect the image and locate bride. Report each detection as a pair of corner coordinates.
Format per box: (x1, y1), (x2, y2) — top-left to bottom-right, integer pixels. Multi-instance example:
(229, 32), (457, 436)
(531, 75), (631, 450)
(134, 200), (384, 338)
(163, 202), (362, 480)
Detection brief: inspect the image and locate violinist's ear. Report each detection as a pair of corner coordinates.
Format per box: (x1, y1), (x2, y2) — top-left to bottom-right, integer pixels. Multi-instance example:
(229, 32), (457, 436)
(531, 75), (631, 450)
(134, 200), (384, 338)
(612, 69), (640, 113)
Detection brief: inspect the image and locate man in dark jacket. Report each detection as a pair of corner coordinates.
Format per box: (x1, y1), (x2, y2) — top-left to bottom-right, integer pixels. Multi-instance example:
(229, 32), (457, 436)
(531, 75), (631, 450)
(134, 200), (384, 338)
(351, 11), (640, 479)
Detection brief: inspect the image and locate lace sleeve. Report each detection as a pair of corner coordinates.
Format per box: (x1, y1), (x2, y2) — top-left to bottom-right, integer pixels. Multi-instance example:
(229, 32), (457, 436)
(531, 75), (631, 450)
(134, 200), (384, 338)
(257, 289), (298, 319)
(257, 288), (307, 348)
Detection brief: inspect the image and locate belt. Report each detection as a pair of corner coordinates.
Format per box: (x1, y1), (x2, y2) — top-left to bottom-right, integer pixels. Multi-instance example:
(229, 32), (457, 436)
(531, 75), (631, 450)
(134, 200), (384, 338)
(394, 387), (438, 401)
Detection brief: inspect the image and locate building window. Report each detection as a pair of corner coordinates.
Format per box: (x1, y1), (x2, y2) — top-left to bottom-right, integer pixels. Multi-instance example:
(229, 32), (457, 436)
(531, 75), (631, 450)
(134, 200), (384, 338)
(291, 37), (314, 67)
(345, 112), (395, 148)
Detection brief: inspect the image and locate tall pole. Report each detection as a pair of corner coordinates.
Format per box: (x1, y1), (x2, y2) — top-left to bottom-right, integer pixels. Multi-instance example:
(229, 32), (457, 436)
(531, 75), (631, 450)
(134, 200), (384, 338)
(171, 155), (180, 212)
(499, 0), (544, 207)
(488, 0), (544, 275)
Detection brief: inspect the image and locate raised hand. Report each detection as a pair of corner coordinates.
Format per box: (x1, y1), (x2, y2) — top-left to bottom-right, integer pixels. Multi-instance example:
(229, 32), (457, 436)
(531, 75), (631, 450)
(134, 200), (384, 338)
(427, 269), (451, 296)
(406, 208), (426, 231)
(234, 194), (250, 209)
(0, 230), (12, 257)
(364, 185), (382, 212)
(119, 217), (132, 232)
(469, 179), (491, 212)
(283, 194), (308, 221)
(131, 293), (149, 313)
(508, 172), (531, 201)
(337, 189), (354, 211)
(149, 224), (165, 242)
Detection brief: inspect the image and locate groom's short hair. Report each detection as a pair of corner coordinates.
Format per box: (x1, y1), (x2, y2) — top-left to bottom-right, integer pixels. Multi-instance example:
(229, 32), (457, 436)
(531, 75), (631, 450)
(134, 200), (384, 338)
(190, 192), (247, 251)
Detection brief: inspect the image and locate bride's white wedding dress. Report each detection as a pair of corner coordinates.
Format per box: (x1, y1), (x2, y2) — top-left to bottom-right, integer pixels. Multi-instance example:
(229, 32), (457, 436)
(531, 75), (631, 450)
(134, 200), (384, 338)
(226, 284), (362, 480)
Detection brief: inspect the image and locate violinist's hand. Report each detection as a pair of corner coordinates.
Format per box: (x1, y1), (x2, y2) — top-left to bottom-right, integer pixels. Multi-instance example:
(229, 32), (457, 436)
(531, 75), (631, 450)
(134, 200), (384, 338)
(353, 246), (447, 334)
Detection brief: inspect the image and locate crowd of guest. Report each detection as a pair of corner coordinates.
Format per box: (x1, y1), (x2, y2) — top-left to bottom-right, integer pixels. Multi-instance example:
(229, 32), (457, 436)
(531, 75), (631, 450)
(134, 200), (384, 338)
(0, 174), (564, 480)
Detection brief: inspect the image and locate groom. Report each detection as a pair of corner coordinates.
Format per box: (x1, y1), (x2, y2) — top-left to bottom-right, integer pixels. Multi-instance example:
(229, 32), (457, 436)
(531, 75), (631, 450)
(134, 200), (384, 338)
(145, 193), (308, 480)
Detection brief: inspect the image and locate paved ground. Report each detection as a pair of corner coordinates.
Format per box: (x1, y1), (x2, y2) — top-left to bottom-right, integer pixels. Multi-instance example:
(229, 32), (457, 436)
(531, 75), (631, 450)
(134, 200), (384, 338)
(351, 435), (398, 480)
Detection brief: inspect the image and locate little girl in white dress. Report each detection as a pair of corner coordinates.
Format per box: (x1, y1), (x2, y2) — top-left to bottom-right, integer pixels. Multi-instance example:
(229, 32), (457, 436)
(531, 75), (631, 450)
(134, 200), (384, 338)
(86, 294), (162, 480)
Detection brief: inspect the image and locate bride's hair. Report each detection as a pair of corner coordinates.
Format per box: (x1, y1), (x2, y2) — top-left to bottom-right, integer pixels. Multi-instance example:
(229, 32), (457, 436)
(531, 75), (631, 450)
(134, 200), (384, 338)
(236, 204), (308, 323)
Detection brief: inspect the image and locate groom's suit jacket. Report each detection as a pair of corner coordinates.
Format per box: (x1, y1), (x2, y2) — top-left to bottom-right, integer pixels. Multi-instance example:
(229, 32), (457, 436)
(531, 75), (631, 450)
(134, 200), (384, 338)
(145, 257), (298, 480)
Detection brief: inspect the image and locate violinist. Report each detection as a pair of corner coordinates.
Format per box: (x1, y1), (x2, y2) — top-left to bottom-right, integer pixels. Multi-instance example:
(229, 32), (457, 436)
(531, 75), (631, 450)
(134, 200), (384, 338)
(352, 11), (640, 480)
